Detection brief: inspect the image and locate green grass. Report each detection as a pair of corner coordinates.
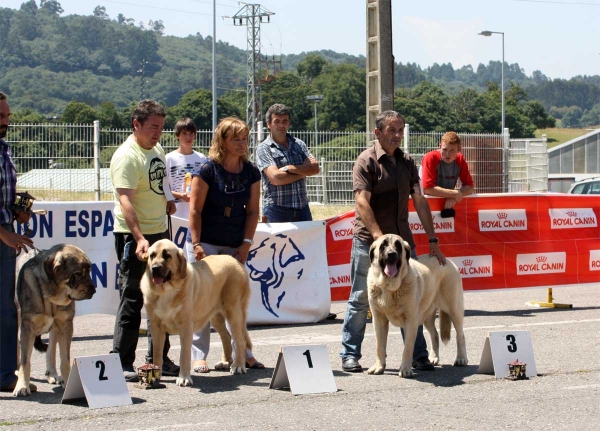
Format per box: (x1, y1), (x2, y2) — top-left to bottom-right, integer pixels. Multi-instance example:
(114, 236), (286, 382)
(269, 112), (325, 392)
(309, 204), (354, 220)
(535, 127), (599, 149)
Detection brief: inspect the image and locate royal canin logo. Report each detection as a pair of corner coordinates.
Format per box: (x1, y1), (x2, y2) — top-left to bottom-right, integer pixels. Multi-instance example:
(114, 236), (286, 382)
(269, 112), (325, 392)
(567, 211), (577, 217)
(497, 212), (508, 219)
(536, 256), (547, 263)
(462, 259), (473, 266)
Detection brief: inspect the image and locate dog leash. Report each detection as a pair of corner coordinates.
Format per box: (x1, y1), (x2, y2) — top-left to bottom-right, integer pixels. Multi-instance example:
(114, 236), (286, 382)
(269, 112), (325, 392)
(167, 214), (173, 241)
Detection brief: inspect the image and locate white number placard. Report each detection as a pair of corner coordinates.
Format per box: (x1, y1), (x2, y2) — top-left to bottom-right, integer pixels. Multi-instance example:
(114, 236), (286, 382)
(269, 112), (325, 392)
(270, 345), (337, 395)
(478, 330), (537, 378)
(62, 353), (132, 409)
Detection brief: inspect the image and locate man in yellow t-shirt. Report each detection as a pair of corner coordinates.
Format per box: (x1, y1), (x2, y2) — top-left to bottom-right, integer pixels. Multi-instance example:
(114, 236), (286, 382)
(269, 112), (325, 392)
(110, 99), (177, 382)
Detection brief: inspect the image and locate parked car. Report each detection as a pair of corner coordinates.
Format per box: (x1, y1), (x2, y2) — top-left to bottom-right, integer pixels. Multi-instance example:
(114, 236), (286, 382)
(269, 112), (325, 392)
(567, 177), (600, 194)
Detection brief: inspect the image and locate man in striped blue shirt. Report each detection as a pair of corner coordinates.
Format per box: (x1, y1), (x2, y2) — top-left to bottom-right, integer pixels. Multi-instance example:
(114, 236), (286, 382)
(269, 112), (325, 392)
(255, 104), (320, 222)
(0, 91), (35, 392)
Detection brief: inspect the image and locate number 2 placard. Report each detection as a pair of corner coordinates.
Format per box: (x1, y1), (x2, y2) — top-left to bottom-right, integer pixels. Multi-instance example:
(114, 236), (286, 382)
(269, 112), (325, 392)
(270, 345), (337, 395)
(478, 330), (537, 378)
(62, 353), (132, 409)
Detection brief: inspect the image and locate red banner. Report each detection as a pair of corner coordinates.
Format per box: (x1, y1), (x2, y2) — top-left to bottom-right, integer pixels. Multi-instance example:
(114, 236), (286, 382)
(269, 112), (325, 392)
(326, 194), (600, 302)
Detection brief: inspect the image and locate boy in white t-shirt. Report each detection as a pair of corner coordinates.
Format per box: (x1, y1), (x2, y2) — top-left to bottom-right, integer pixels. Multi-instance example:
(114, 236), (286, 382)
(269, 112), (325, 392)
(166, 117), (206, 220)
(166, 118), (210, 373)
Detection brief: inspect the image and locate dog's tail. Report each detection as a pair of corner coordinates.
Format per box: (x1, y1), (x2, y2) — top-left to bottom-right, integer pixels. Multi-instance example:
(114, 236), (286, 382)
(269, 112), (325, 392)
(34, 335), (48, 353)
(439, 311), (452, 345)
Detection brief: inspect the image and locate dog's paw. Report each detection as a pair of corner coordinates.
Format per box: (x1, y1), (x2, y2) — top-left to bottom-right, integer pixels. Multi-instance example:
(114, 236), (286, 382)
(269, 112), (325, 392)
(367, 364), (385, 375)
(214, 361), (231, 371)
(429, 355), (440, 365)
(399, 367), (415, 378)
(454, 356), (468, 367)
(45, 370), (62, 385)
(230, 365), (247, 375)
(175, 376), (193, 387)
(12, 383), (31, 397)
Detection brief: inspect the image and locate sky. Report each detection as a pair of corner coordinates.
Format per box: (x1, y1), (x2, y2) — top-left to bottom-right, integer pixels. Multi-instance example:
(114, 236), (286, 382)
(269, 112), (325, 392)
(3, 0), (600, 79)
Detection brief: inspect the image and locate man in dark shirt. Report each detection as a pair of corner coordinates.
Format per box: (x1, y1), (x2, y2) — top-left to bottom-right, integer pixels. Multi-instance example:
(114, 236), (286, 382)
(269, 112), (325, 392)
(340, 110), (446, 373)
(0, 91), (35, 392)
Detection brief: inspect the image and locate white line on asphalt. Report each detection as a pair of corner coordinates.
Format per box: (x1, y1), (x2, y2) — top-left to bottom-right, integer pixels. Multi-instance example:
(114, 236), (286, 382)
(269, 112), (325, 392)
(155, 318), (600, 351)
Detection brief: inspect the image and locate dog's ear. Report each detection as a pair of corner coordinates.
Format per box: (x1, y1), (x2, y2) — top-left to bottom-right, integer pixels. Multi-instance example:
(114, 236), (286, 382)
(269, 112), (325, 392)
(369, 242), (377, 262)
(44, 250), (61, 280)
(403, 240), (411, 264)
(177, 247), (187, 279)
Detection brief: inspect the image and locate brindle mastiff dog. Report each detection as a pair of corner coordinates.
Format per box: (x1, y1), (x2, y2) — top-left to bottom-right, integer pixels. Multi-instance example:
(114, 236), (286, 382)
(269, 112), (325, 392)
(13, 244), (96, 397)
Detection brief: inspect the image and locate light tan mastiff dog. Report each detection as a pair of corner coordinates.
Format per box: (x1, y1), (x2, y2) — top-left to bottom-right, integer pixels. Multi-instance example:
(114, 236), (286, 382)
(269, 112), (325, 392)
(367, 234), (468, 378)
(141, 239), (252, 387)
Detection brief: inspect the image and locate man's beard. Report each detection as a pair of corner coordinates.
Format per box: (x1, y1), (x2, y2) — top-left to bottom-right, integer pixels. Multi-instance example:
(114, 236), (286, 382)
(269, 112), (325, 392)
(0, 126), (7, 139)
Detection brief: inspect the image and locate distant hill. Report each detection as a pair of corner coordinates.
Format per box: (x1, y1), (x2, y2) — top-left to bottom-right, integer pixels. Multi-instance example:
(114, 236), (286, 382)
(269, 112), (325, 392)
(1, 1), (599, 128)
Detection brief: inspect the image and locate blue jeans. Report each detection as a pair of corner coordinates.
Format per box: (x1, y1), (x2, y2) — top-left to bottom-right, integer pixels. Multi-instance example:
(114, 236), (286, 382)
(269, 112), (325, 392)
(263, 205), (312, 223)
(0, 223), (18, 387)
(340, 237), (428, 361)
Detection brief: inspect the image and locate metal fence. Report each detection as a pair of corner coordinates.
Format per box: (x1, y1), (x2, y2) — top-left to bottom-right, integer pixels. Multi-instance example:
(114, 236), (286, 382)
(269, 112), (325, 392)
(8, 122), (546, 204)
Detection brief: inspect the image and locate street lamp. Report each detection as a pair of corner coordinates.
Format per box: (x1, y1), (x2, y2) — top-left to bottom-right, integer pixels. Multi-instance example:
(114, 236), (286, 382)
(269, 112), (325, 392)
(306, 95), (323, 158)
(479, 30), (505, 135)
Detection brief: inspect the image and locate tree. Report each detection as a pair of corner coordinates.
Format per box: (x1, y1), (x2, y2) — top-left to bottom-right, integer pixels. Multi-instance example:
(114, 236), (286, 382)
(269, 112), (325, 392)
(524, 100), (555, 129)
(93, 6), (108, 19)
(61, 101), (97, 123)
(297, 54), (329, 82)
(312, 64), (366, 130)
(97, 102), (124, 128)
(561, 106), (583, 127)
(40, 0), (64, 15)
(149, 20), (165, 35)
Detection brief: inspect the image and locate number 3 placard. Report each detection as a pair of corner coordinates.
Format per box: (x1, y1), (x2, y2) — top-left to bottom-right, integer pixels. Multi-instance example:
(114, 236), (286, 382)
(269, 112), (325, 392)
(270, 345), (337, 395)
(62, 353), (132, 409)
(478, 331), (537, 378)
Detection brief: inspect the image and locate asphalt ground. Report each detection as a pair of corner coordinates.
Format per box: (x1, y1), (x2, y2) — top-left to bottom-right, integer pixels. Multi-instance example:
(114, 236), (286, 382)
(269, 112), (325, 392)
(1, 284), (599, 430)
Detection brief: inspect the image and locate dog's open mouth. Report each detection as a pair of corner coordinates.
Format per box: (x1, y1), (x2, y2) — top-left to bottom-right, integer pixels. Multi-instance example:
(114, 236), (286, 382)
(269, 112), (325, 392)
(151, 266), (172, 285)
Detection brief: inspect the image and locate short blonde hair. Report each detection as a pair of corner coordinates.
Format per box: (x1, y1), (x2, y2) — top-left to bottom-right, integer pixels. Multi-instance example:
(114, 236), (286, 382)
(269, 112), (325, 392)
(441, 131), (461, 147)
(208, 117), (250, 164)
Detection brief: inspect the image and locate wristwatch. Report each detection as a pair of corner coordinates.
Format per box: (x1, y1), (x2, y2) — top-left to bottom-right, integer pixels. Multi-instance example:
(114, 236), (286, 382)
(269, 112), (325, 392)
(281, 165), (289, 173)
(243, 238), (254, 245)
(428, 238), (439, 244)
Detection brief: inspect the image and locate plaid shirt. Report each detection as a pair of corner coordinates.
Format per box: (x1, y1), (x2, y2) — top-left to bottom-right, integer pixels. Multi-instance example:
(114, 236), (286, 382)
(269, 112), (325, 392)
(255, 134), (313, 209)
(0, 138), (17, 224)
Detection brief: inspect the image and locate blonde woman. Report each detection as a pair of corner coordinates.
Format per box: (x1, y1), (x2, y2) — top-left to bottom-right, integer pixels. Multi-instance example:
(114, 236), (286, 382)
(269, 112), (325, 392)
(187, 117), (264, 372)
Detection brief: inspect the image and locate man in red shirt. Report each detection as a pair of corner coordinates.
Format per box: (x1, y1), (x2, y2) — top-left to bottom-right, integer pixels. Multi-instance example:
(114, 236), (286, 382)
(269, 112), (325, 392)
(421, 131), (474, 209)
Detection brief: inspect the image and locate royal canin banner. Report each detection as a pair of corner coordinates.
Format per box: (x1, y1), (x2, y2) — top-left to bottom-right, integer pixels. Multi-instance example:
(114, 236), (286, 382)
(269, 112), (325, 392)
(326, 193), (600, 302)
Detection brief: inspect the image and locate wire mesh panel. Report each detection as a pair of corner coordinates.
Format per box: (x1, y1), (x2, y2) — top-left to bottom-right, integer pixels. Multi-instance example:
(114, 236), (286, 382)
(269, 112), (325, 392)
(9, 123), (513, 204)
(9, 123), (95, 200)
(508, 139), (548, 192)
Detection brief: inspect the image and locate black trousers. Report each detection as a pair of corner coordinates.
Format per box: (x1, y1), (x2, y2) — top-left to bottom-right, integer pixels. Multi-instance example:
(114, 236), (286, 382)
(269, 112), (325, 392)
(111, 231), (171, 367)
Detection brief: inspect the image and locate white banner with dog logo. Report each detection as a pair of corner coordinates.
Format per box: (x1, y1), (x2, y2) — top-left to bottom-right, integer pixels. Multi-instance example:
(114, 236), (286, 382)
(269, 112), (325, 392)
(17, 201), (331, 325)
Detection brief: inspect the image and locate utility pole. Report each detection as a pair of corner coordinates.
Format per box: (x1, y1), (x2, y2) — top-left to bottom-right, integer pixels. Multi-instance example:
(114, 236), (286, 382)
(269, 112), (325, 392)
(365, 0), (394, 141)
(138, 59), (149, 100)
(231, 4), (275, 147)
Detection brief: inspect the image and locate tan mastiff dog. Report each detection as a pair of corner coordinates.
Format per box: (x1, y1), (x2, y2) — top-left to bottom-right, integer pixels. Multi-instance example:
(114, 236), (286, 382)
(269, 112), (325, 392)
(141, 239), (252, 387)
(367, 234), (468, 378)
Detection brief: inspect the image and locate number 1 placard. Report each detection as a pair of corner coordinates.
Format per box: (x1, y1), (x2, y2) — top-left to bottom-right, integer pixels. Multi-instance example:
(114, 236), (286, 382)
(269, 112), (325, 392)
(269, 345), (337, 395)
(62, 353), (132, 409)
(478, 331), (537, 378)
